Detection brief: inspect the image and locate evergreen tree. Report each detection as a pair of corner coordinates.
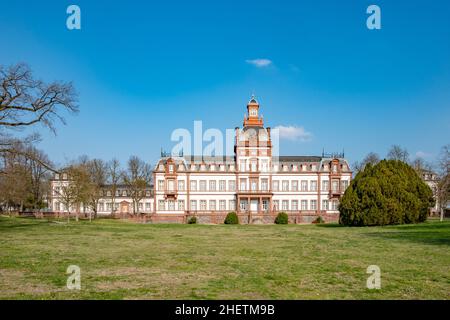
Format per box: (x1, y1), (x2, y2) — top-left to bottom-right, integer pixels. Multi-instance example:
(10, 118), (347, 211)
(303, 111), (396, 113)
(339, 160), (434, 226)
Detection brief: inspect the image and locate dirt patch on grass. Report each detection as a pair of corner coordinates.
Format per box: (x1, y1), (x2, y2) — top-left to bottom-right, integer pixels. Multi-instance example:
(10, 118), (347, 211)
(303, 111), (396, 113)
(0, 269), (57, 298)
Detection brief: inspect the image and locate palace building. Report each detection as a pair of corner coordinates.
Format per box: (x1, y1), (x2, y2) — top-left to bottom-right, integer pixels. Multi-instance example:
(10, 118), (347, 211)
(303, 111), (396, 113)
(50, 97), (352, 224)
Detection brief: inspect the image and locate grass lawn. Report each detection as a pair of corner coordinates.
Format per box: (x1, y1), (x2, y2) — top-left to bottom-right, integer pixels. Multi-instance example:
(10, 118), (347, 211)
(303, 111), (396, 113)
(0, 216), (449, 299)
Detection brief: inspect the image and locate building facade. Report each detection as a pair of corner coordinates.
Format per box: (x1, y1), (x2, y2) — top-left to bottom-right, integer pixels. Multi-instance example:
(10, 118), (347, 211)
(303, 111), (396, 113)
(50, 97), (352, 223)
(152, 97), (352, 223)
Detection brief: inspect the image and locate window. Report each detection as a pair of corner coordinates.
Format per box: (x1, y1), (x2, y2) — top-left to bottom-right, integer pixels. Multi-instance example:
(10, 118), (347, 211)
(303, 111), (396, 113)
(139, 202), (143, 210)
(332, 200), (339, 211)
(240, 160), (246, 172)
(250, 160), (257, 172)
(250, 179), (257, 191)
(240, 179), (247, 191)
(332, 164), (338, 173)
(291, 200), (298, 211)
(54, 202), (60, 211)
(282, 180), (289, 191)
(178, 180), (185, 191)
(145, 202), (151, 211)
(282, 200), (289, 211)
(322, 180), (329, 191)
(272, 180), (279, 191)
(98, 202), (105, 212)
(292, 181), (298, 192)
(200, 180), (207, 191)
(301, 200), (308, 210)
(178, 200), (185, 211)
(310, 181), (317, 192)
(107, 190), (112, 197)
(167, 180), (175, 191)
(122, 190), (127, 196)
(322, 200), (329, 210)
(219, 200), (226, 211)
(200, 200), (207, 211)
(229, 200), (236, 211)
(190, 200), (197, 211)
(168, 201), (175, 210)
(54, 187), (60, 195)
(209, 200), (216, 211)
(311, 200), (317, 210)
(228, 180), (236, 191)
(158, 180), (164, 191)
(341, 180), (349, 191)
(301, 180), (308, 191)
(261, 160), (269, 172)
(219, 180), (226, 191)
(158, 200), (165, 211)
(262, 200), (269, 211)
(240, 199), (248, 210)
(190, 180), (197, 191)
(261, 179), (268, 191)
(106, 202), (112, 211)
(168, 164), (174, 173)
(332, 180), (339, 192)
(273, 200), (279, 210)
(209, 180), (216, 191)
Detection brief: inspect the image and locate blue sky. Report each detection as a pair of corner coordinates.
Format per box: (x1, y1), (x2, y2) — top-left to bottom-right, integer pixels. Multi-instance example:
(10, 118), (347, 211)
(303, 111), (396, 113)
(1, 0), (449, 168)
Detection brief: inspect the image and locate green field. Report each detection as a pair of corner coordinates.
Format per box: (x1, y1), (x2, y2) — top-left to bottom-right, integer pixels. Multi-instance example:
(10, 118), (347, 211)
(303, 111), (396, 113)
(0, 216), (449, 299)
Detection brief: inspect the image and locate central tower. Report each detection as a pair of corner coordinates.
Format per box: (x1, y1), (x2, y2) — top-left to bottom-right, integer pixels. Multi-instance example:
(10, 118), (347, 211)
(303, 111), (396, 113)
(243, 95), (264, 127)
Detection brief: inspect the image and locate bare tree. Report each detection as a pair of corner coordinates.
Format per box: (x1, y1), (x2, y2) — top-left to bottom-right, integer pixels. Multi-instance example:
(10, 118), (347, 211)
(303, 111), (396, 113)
(122, 156), (151, 214)
(436, 145), (450, 222)
(0, 63), (78, 170)
(85, 159), (108, 220)
(387, 145), (409, 162)
(411, 157), (433, 176)
(353, 152), (380, 174)
(0, 155), (29, 213)
(25, 146), (52, 210)
(108, 158), (121, 215)
(56, 165), (92, 222)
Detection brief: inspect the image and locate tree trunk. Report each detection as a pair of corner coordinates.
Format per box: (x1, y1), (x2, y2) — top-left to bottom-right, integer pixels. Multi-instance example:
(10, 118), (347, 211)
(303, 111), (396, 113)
(440, 208), (444, 222)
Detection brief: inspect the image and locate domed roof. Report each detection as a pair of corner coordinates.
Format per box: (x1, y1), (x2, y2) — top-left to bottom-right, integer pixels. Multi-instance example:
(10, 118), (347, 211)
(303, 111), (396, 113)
(248, 95), (259, 105)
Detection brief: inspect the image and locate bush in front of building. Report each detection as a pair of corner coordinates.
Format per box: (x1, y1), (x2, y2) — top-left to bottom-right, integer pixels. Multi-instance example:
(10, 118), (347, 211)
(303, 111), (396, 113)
(274, 212), (288, 224)
(224, 212), (239, 224)
(339, 160), (435, 226)
(313, 216), (324, 224)
(187, 216), (197, 224)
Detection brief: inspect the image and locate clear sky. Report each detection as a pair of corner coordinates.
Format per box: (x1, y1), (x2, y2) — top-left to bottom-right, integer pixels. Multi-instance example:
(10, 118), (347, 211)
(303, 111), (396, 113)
(1, 0), (449, 168)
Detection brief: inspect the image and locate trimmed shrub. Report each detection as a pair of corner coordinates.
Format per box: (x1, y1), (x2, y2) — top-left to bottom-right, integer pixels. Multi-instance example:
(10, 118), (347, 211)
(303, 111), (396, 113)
(339, 160), (435, 226)
(224, 212), (239, 224)
(274, 212), (289, 224)
(187, 216), (197, 224)
(313, 216), (324, 224)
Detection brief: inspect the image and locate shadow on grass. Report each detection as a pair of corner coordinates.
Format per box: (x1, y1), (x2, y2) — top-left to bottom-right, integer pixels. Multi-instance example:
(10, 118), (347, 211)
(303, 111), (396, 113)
(314, 223), (345, 228)
(364, 222), (450, 246)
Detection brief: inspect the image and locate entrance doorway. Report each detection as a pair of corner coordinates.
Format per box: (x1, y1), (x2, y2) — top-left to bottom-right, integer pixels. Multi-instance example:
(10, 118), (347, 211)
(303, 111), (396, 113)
(250, 199), (258, 212)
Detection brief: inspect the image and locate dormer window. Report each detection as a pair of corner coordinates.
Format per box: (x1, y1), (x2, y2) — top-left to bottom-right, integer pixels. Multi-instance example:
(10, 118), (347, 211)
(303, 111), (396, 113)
(168, 164), (174, 173)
